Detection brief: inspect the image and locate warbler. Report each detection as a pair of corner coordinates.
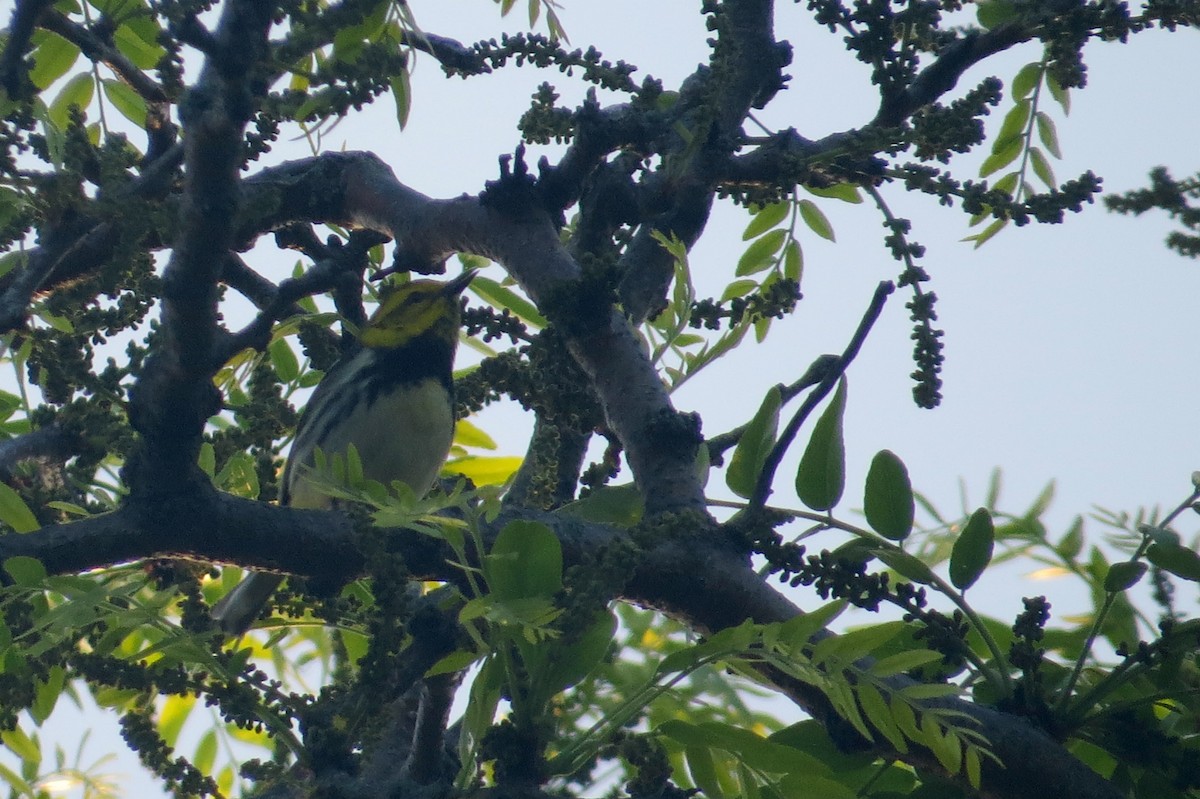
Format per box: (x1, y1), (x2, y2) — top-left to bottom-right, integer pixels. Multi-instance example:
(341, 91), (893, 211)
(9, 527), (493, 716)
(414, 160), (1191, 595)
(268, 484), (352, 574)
(212, 271), (475, 634)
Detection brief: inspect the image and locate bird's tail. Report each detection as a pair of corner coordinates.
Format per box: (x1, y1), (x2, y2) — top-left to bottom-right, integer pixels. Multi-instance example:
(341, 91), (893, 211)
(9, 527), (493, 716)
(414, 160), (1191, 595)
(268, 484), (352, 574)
(211, 572), (285, 635)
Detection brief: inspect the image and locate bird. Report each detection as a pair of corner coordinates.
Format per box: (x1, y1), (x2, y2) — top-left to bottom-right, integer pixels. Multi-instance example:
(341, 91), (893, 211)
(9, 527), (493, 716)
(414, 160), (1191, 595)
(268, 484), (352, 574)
(212, 270), (475, 634)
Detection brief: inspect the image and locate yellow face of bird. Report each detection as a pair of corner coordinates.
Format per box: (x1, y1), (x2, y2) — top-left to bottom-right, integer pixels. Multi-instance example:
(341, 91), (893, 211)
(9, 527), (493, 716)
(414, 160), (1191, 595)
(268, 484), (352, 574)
(359, 271), (475, 349)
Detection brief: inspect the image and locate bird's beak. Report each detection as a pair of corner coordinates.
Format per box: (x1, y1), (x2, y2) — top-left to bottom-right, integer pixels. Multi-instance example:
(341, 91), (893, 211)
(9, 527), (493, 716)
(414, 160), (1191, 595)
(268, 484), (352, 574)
(445, 269), (477, 296)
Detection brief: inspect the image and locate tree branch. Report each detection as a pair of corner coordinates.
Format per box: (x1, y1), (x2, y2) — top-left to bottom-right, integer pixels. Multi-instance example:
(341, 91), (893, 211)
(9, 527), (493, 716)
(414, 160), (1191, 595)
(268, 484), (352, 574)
(874, 23), (1031, 127)
(617, 0), (790, 324)
(0, 424), (81, 479)
(0, 0), (55, 99)
(40, 10), (171, 105)
(0, 142), (184, 333)
(126, 0), (274, 480)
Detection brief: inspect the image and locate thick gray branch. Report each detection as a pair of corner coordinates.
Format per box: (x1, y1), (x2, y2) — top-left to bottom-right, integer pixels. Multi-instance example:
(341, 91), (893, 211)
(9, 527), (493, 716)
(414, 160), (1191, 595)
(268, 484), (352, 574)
(0, 496), (1119, 799)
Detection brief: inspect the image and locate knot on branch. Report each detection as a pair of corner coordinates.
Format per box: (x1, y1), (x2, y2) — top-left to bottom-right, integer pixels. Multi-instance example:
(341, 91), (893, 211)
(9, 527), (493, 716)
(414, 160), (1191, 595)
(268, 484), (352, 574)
(481, 145), (566, 228)
(642, 409), (702, 466)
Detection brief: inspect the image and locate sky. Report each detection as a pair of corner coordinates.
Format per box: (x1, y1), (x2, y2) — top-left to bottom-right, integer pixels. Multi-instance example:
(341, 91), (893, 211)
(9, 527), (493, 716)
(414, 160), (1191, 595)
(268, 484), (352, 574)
(8, 1), (1200, 795)
(385, 2), (1200, 617)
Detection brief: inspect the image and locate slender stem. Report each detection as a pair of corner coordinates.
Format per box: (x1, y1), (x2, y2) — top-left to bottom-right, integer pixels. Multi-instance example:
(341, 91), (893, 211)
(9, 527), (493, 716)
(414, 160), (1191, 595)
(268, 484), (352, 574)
(749, 281), (894, 509)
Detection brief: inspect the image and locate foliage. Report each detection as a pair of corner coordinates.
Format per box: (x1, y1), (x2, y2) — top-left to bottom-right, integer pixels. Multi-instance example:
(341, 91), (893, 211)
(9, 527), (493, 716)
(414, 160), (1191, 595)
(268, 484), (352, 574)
(0, 1), (1196, 799)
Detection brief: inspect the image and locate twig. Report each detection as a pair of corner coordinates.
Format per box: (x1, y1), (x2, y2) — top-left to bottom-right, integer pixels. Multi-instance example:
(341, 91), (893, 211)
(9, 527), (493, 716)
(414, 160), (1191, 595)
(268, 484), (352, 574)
(706, 354), (841, 462)
(0, 424), (80, 478)
(749, 281), (894, 509)
(0, 143), (184, 333)
(215, 229), (383, 365)
(40, 11), (170, 104)
(0, 0), (55, 99)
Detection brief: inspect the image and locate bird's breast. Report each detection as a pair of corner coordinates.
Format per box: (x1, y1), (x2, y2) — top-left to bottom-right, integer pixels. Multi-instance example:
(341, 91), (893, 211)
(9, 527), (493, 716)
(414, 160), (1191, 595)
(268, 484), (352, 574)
(286, 378), (455, 510)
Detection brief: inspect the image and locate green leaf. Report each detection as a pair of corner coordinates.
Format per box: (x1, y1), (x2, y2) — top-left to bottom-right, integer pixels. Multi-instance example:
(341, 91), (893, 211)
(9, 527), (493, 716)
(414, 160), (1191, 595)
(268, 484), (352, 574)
(36, 308), (73, 333)
(965, 746), (982, 790)
(543, 609), (616, 691)
(1104, 560), (1147, 593)
(1036, 111), (1062, 158)
(101, 79), (148, 127)
(949, 508), (994, 591)
(215, 451), (261, 499)
(889, 695), (921, 745)
(864, 450), (914, 541)
(269, 337), (299, 382)
(726, 386), (782, 499)
(1, 728), (40, 765)
(48, 73), (95, 128)
(1046, 74), (1071, 115)
(773, 601), (848, 650)
(742, 202), (790, 240)
(0, 762), (35, 796)
(470, 275), (546, 328)
(720, 279), (758, 300)
(1056, 516), (1084, 560)
(299, 368), (324, 388)
(783, 239), (803, 283)
(658, 620), (758, 674)
(922, 716), (962, 775)
(1029, 147), (1056, 188)
(794, 378), (846, 511)
(390, 72), (411, 129)
(486, 520), (562, 600)
(194, 729), (217, 774)
(976, 0), (1017, 28)
(0, 251), (28, 284)
(870, 649), (944, 677)
(426, 649), (481, 677)
(805, 183), (863, 204)
(735, 229), (787, 276)
(557, 483), (643, 527)
(666, 721), (831, 776)
(158, 694), (195, 748)
(797, 199), (835, 241)
(29, 31), (79, 89)
(459, 656), (502, 777)
(0, 483), (39, 532)
(992, 171), (1020, 198)
(1024, 480), (1055, 518)
(996, 99), (1032, 146)
(811, 621), (904, 665)
(875, 549), (935, 585)
(5, 556), (47, 586)
(1146, 542), (1200, 581)
(453, 418), (497, 450)
(198, 442), (216, 478)
(114, 21), (166, 69)
(777, 773), (859, 799)
(1011, 62), (1042, 100)
(685, 745), (725, 799)
(46, 501), (89, 517)
(963, 218), (1009, 249)
(30, 665), (64, 725)
(980, 136), (1022, 178)
(857, 682), (906, 752)
(737, 763), (761, 799)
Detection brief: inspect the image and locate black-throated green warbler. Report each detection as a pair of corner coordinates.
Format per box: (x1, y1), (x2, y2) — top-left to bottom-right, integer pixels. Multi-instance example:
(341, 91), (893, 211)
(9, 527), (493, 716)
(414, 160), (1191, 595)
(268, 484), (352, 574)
(212, 271), (475, 634)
